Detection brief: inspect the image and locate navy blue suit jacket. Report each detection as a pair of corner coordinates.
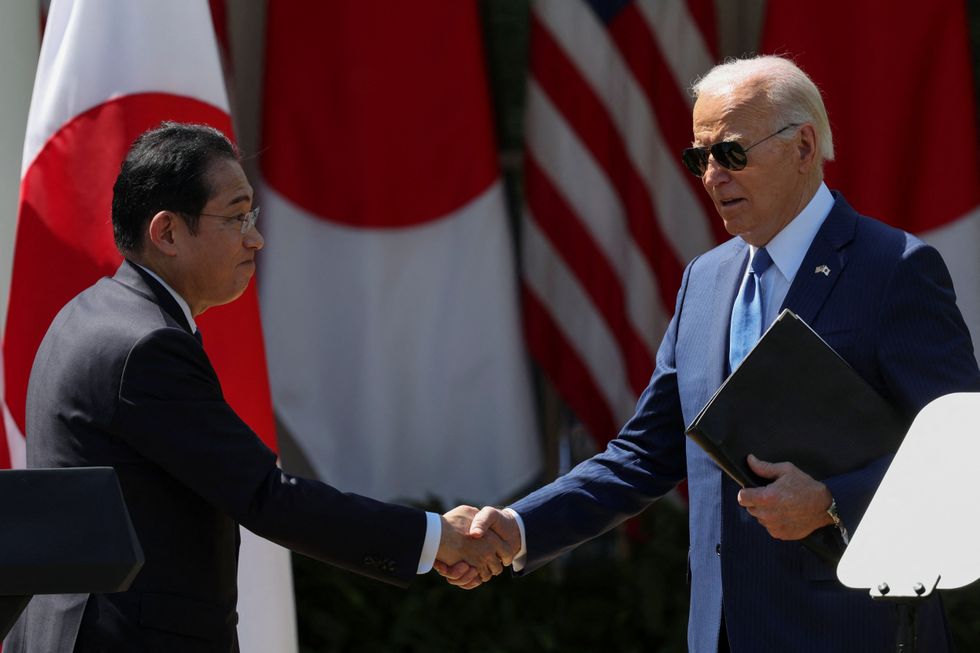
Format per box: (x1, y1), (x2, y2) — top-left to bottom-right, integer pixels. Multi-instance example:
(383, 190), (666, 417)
(6, 261), (427, 653)
(511, 193), (980, 652)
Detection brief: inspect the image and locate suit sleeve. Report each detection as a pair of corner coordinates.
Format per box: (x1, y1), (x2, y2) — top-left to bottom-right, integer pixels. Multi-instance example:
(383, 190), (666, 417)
(825, 241), (980, 531)
(510, 262), (694, 574)
(111, 327), (426, 586)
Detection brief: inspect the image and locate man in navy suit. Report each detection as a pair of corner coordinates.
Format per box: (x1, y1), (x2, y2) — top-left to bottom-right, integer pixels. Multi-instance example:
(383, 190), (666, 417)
(439, 56), (980, 651)
(5, 122), (507, 653)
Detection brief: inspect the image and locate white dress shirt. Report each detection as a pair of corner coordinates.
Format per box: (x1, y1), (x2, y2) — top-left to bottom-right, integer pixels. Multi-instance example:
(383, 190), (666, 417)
(744, 182), (834, 329)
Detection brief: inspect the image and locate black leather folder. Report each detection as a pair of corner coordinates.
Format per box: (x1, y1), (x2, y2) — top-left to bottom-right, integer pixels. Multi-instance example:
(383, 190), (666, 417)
(685, 309), (909, 560)
(687, 309), (908, 486)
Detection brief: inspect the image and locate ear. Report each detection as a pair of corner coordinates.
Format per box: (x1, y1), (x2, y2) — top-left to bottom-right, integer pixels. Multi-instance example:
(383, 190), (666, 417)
(797, 123), (818, 172)
(146, 211), (180, 257)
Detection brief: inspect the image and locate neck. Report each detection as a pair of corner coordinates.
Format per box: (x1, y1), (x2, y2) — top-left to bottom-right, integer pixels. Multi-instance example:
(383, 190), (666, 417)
(128, 252), (205, 317)
(797, 174), (823, 213)
(756, 174), (823, 247)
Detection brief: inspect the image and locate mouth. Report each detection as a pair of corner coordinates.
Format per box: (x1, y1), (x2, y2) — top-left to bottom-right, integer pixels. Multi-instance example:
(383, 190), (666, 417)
(718, 197), (745, 209)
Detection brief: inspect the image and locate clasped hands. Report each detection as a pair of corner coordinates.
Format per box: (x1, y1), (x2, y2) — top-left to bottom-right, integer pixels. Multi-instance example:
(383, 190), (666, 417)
(435, 455), (833, 590)
(435, 505), (521, 590)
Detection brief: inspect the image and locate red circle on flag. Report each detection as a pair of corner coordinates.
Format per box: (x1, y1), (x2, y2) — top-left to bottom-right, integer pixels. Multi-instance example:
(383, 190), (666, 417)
(6, 94), (233, 433)
(6, 94), (277, 450)
(260, 3), (498, 229)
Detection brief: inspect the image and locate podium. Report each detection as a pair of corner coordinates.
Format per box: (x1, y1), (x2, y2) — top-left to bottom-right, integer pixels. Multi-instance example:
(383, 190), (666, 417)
(0, 467), (144, 639)
(837, 392), (980, 651)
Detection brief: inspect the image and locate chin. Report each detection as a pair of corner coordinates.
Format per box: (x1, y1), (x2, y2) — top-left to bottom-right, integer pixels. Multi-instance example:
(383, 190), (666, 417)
(720, 218), (741, 238)
(227, 286), (249, 304)
(212, 287), (250, 311)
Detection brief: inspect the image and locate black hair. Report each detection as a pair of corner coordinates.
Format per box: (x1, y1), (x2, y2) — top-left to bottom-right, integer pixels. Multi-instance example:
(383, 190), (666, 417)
(111, 121), (238, 254)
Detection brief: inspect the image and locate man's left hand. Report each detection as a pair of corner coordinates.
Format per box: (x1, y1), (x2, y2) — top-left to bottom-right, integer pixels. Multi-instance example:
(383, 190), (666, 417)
(736, 454), (833, 540)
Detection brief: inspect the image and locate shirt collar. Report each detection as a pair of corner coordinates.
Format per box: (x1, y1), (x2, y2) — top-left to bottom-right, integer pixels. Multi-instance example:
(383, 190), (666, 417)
(749, 182), (834, 284)
(133, 263), (198, 334)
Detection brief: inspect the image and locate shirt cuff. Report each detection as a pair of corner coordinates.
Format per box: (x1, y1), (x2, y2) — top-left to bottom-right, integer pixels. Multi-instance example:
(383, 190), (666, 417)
(503, 508), (528, 572)
(417, 511), (441, 574)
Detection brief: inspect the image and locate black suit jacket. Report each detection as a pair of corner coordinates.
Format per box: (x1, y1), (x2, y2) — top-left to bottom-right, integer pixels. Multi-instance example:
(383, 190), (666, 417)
(5, 261), (426, 652)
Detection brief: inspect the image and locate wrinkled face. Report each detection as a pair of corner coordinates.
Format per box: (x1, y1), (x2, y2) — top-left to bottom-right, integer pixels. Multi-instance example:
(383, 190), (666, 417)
(692, 88), (812, 246)
(179, 158), (263, 314)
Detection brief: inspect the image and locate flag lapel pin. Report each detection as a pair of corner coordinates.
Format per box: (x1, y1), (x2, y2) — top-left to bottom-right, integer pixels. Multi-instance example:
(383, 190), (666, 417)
(815, 265), (831, 277)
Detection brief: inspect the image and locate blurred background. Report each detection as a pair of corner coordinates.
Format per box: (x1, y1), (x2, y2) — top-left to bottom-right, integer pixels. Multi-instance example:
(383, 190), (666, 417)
(1, 1), (978, 651)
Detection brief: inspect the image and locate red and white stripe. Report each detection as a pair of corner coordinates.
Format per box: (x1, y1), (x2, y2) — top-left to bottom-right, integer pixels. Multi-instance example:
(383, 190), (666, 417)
(522, 0), (720, 445)
(2, 2), (295, 650)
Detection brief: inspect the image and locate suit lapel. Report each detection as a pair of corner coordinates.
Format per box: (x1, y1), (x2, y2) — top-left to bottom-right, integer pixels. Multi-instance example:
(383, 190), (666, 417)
(116, 260), (194, 335)
(707, 242), (749, 381)
(781, 193), (857, 324)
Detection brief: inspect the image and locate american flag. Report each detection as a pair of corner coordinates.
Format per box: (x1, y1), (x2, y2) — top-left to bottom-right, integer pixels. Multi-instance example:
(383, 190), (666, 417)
(522, 0), (721, 445)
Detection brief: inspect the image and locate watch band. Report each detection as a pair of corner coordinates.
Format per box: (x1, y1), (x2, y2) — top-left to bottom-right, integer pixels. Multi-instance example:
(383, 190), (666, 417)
(826, 498), (849, 545)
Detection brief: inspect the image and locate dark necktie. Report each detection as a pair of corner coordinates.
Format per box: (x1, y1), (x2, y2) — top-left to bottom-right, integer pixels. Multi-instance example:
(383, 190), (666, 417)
(728, 247), (772, 372)
(193, 329), (203, 345)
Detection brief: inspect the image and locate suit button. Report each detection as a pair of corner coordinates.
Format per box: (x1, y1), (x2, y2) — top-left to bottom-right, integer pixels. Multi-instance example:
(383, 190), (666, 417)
(715, 543), (721, 556)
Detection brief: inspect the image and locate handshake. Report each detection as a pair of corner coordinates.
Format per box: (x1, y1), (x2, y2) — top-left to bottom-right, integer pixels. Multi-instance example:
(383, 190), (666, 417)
(434, 505), (522, 590)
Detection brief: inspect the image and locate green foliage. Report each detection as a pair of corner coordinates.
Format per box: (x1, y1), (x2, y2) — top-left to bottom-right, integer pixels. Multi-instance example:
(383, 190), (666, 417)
(291, 498), (980, 652)
(940, 581), (980, 652)
(292, 502), (690, 653)
(478, 0), (530, 154)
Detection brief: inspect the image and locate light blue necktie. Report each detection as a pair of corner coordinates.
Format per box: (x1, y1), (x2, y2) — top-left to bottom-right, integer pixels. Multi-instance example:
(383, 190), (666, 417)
(728, 247), (773, 373)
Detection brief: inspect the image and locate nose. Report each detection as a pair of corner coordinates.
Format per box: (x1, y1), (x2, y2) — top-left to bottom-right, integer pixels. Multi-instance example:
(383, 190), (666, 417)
(244, 225), (264, 250)
(701, 156), (732, 189)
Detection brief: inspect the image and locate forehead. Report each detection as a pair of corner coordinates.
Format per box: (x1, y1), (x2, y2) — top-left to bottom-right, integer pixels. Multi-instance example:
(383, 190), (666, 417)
(204, 158), (252, 205)
(692, 87), (770, 145)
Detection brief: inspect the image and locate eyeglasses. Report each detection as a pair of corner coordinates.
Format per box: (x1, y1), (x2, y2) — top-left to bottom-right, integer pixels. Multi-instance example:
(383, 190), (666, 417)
(198, 206), (260, 234)
(680, 123), (801, 177)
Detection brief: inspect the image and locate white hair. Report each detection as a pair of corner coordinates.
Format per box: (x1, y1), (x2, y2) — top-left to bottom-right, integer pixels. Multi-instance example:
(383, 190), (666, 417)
(692, 55), (835, 163)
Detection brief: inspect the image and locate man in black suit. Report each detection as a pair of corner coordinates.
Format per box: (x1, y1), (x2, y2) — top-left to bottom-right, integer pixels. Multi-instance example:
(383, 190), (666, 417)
(4, 122), (502, 653)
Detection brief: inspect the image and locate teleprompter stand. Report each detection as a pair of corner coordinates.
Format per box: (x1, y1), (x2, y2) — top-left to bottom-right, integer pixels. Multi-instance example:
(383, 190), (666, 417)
(837, 393), (980, 653)
(0, 467), (144, 639)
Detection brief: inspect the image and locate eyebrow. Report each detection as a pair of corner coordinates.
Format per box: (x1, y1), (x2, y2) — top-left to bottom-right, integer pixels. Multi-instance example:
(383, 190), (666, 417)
(222, 193), (253, 208)
(692, 131), (745, 148)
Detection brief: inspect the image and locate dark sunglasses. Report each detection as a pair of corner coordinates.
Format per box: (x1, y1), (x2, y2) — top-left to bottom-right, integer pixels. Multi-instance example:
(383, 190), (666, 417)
(681, 123), (801, 177)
